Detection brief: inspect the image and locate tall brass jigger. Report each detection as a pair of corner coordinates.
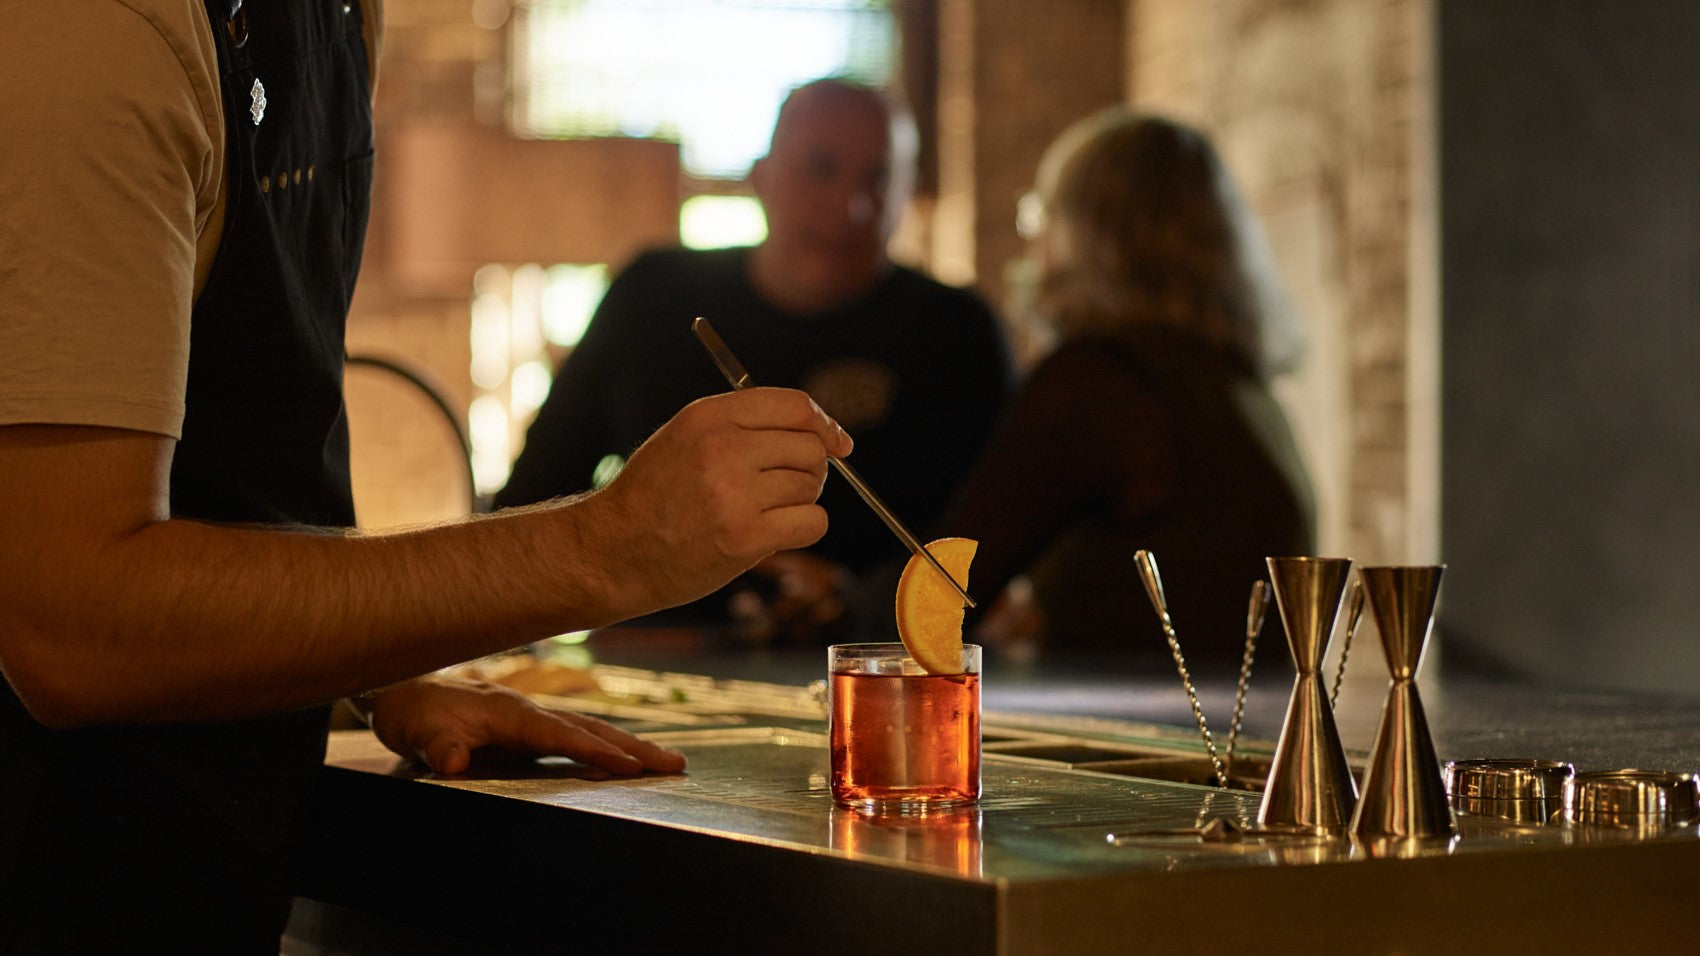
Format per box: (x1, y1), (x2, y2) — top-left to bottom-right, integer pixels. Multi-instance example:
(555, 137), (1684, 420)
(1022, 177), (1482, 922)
(1259, 557), (1359, 834)
(1350, 566), (1455, 840)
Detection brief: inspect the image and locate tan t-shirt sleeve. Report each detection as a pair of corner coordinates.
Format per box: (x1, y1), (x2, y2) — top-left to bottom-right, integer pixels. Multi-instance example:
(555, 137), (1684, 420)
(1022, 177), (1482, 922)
(0, 0), (224, 439)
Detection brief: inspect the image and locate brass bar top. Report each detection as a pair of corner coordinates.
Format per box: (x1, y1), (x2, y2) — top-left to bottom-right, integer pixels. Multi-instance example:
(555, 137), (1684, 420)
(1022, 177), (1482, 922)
(293, 648), (1700, 954)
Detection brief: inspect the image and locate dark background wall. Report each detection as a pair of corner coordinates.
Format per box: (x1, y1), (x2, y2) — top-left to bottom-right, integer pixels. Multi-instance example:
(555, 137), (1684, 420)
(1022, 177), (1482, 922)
(1440, 1), (1700, 693)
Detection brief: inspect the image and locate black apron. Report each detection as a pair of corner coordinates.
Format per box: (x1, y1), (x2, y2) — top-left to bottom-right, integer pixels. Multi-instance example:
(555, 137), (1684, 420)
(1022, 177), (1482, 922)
(0, 2), (374, 950)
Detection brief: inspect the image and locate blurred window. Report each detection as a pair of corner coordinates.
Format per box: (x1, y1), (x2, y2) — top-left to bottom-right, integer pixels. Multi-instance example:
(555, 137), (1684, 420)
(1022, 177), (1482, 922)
(511, 0), (897, 180)
(680, 194), (768, 249)
(469, 263), (609, 495)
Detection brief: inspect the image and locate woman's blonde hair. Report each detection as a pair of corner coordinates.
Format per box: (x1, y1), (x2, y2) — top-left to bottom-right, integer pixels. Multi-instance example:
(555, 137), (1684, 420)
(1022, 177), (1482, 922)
(1031, 110), (1302, 374)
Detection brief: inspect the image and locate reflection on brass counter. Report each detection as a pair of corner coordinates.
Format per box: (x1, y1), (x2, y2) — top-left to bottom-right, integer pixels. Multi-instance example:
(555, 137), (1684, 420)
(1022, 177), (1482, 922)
(292, 659), (1700, 954)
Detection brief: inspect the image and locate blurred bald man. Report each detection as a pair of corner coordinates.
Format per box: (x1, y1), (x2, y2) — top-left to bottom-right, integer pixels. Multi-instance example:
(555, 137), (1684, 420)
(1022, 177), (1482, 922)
(499, 77), (1013, 644)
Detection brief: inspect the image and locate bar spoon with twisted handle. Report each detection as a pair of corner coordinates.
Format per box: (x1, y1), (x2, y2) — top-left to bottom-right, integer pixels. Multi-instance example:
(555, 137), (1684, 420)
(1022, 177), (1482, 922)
(1134, 549), (1229, 789)
(1224, 579), (1269, 776)
(691, 317), (974, 609)
(1330, 580), (1365, 709)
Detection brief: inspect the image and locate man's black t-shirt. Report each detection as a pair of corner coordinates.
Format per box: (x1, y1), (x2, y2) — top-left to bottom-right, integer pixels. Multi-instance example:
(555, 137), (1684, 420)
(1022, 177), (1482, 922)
(496, 247), (1014, 628)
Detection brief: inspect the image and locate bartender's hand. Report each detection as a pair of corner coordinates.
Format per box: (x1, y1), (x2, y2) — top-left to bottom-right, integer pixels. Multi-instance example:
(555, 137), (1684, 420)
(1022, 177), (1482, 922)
(365, 674), (687, 776)
(578, 388), (853, 620)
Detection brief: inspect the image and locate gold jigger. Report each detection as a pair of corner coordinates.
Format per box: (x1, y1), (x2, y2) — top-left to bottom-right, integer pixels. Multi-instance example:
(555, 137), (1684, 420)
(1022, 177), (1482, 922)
(1259, 557), (1359, 834)
(1350, 565), (1456, 840)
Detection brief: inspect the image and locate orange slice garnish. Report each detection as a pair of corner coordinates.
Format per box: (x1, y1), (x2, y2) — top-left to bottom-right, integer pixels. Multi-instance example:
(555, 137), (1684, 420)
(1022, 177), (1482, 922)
(894, 537), (977, 675)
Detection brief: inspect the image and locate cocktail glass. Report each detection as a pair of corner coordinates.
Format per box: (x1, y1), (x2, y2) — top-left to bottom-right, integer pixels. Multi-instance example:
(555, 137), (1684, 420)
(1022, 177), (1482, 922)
(829, 643), (981, 814)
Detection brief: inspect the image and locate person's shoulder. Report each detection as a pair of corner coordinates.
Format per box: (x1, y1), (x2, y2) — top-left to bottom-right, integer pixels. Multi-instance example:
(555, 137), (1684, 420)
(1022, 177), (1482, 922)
(115, 0), (211, 27)
(7, 0), (215, 71)
(1011, 338), (1176, 434)
(103, 0), (218, 60)
(0, 0), (221, 441)
(1033, 336), (1163, 387)
(60, 0), (209, 30)
(593, 247), (750, 341)
(879, 264), (1001, 332)
(1113, 325), (1256, 383)
(617, 246), (747, 283)
(1034, 337), (1117, 369)
(1041, 330), (1250, 409)
(885, 263), (990, 305)
(623, 245), (746, 269)
(14, 0), (224, 130)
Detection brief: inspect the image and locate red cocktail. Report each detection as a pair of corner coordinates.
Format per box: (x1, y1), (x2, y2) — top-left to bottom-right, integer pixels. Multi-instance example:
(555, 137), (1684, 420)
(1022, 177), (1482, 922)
(829, 643), (981, 813)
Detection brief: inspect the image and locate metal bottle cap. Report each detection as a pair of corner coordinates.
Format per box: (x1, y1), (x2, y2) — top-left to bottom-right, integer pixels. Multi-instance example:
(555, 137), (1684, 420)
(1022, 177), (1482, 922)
(1444, 758), (1575, 824)
(1446, 758), (1575, 800)
(1564, 769), (1700, 829)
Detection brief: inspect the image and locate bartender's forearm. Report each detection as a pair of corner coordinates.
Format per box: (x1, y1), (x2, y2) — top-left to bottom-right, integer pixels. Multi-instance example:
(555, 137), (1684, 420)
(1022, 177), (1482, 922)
(0, 397), (844, 728)
(0, 434), (637, 726)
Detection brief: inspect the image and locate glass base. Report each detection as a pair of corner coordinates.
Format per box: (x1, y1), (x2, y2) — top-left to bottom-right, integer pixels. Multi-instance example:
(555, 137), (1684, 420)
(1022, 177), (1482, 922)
(834, 795), (978, 817)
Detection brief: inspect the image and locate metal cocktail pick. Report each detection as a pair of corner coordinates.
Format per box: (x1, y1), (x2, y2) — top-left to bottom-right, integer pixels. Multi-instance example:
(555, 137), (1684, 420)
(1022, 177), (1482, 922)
(1350, 565), (1455, 840)
(1134, 550), (1229, 789)
(691, 317), (974, 609)
(1258, 556), (1359, 834)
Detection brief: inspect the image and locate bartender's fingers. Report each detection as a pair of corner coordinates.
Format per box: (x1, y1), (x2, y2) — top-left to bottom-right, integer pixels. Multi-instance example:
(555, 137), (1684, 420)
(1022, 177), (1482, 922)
(749, 459), (834, 505)
(433, 691), (685, 775)
(368, 675), (685, 776)
(743, 427), (837, 482)
(581, 389), (850, 617)
(494, 706), (688, 776)
(722, 387), (853, 460)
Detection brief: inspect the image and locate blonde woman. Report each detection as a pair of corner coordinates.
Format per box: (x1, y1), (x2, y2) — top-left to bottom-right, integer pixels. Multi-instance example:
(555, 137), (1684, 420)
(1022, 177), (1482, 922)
(943, 110), (1316, 667)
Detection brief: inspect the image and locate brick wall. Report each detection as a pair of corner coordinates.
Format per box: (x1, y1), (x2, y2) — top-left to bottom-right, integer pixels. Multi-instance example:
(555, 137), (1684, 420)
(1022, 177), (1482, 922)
(932, 0), (1127, 309)
(1127, 0), (1438, 564)
(345, 3), (678, 530)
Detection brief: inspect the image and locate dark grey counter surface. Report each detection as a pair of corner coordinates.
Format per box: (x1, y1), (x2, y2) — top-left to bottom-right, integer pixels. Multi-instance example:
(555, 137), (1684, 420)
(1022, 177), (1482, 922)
(584, 641), (1700, 773)
(290, 641), (1700, 954)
